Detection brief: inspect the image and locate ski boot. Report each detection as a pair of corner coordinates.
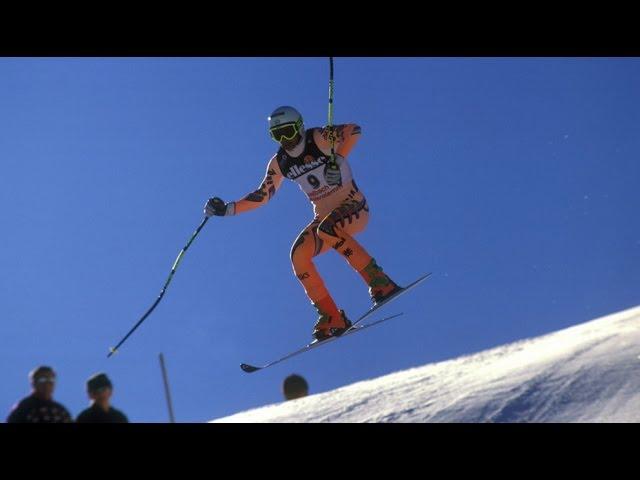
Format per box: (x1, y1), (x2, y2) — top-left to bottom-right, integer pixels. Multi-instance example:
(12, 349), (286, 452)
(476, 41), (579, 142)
(361, 258), (402, 307)
(312, 309), (352, 342)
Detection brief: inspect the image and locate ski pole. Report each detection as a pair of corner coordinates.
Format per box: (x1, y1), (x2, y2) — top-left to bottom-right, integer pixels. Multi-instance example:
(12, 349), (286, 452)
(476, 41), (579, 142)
(107, 216), (210, 358)
(328, 56), (335, 133)
(326, 56), (341, 183)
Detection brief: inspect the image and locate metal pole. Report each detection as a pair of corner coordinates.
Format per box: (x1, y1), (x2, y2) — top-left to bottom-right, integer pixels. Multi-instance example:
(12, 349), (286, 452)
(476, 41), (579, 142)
(159, 353), (176, 423)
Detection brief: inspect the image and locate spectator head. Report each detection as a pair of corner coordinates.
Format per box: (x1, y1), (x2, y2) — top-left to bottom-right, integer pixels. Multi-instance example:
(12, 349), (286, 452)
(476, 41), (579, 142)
(87, 372), (113, 403)
(283, 374), (309, 400)
(29, 365), (56, 400)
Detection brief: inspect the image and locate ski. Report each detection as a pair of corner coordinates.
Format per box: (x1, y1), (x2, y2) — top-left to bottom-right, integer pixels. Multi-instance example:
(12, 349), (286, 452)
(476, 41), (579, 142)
(349, 272), (432, 330)
(240, 271), (432, 373)
(240, 312), (405, 373)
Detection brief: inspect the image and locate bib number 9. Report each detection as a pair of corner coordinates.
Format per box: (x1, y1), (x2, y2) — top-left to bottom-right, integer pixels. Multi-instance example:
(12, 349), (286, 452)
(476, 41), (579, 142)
(307, 174), (321, 190)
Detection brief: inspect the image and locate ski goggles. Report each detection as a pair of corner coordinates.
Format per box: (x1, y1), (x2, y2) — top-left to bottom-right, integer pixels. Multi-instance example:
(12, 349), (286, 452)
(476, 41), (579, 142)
(90, 386), (111, 394)
(34, 376), (56, 384)
(269, 122), (301, 142)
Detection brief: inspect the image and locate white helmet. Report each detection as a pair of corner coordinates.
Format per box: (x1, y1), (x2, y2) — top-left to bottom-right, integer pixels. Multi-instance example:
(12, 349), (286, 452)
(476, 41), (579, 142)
(268, 106), (304, 142)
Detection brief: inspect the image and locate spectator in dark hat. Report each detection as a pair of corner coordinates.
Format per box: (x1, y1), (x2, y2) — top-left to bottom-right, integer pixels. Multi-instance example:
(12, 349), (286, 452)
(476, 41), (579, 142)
(6, 365), (73, 423)
(282, 374), (309, 400)
(75, 373), (129, 423)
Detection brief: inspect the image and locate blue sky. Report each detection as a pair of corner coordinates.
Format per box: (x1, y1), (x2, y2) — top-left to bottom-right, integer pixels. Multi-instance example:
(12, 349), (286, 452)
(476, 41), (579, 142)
(1, 57), (639, 422)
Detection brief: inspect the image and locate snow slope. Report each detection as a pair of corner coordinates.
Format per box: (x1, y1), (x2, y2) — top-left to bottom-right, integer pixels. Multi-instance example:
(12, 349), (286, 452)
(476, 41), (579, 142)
(212, 306), (640, 422)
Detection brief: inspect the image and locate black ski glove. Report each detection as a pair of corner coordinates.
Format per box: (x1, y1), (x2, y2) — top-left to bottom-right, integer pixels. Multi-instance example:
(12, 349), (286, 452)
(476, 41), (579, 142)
(324, 154), (343, 187)
(204, 197), (235, 217)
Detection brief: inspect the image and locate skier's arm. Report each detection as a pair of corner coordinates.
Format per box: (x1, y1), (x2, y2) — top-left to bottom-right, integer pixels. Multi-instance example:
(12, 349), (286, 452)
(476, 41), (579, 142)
(234, 155), (285, 214)
(205, 156), (284, 217)
(314, 123), (362, 158)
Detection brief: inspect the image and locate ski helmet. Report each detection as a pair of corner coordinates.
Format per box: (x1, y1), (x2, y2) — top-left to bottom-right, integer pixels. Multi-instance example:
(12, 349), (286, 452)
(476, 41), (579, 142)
(268, 106), (304, 142)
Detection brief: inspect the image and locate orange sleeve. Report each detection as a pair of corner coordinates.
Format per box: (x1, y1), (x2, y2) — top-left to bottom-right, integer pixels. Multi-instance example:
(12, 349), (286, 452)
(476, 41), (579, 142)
(233, 155), (285, 215)
(314, 124), (362, 158)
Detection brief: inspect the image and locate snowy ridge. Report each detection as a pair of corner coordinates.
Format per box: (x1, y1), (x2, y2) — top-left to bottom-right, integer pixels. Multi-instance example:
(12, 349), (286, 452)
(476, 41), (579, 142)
(211, 306), (640, 423)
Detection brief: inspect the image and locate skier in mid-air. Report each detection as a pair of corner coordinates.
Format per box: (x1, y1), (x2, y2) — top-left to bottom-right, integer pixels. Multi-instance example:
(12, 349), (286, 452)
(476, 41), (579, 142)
(205, 106), (400, 341)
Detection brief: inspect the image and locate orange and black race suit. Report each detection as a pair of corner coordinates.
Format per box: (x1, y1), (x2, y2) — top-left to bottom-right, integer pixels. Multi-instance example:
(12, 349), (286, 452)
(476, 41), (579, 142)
(229, 124), (377, 309)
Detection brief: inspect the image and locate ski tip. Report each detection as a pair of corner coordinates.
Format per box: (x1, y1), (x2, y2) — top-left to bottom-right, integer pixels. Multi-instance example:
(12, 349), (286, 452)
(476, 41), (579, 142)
(107, 347), (117, 358)
(240, 363), (260, 373)
(401, 272), (433, 289)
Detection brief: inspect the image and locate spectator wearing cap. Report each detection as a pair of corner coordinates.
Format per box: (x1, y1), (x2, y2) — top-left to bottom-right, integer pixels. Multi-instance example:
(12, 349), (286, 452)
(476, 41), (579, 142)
(6, 365), (73, 423)
(282, 374), (309, 401)
(75, 373), (129, 423)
